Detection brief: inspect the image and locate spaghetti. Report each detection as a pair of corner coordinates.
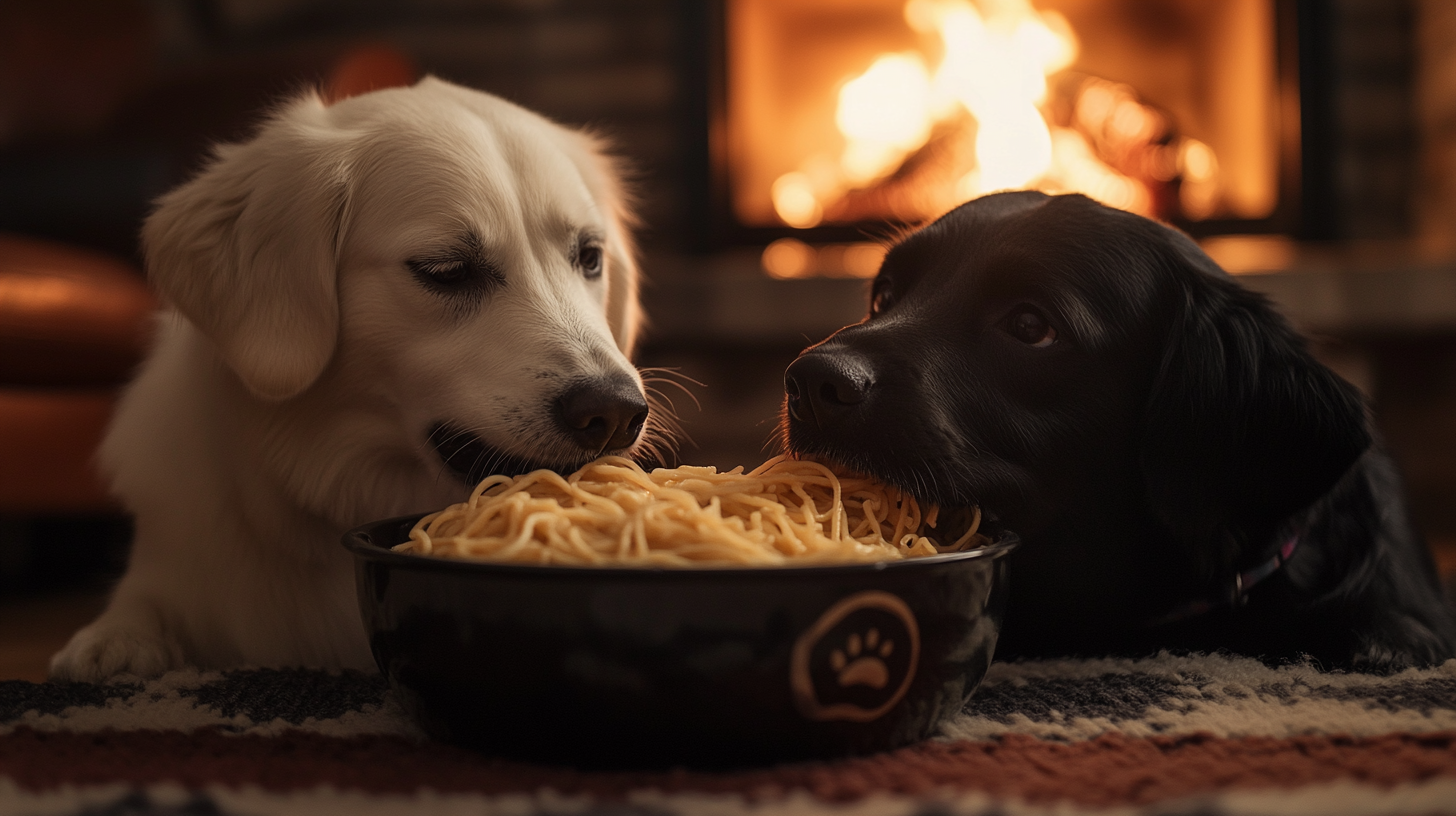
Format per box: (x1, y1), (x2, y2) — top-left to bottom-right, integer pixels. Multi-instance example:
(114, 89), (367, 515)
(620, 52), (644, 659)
(396, 455), (984, 566)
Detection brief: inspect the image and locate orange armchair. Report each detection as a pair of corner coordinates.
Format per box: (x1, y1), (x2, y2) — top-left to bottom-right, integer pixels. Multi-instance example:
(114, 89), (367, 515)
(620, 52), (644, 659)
(0, 235), (153, 512)
(0, 45), (416, 516)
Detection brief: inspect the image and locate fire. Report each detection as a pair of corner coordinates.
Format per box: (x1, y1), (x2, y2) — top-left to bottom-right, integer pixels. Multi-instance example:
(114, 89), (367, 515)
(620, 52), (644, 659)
(914, 0), (1068, 195)
(836, 53), (934, 185)
(769, 0), (1206, 231)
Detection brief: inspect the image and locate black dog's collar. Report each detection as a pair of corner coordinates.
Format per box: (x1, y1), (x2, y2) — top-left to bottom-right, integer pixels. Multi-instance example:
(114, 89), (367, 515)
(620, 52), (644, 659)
(1146, 532), (1300, 627)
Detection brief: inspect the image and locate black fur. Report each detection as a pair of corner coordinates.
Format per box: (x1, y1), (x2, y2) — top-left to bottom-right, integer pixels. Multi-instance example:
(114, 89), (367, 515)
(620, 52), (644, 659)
(782, 191), (1456, 669)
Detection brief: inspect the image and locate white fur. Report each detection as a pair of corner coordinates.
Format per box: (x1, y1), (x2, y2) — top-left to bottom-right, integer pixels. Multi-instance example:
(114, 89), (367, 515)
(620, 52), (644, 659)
(50, 78), (644, 680)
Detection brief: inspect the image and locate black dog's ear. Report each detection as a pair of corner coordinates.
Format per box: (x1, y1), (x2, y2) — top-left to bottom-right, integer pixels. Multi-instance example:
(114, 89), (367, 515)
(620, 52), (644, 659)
(1139, 250), (1371, 573)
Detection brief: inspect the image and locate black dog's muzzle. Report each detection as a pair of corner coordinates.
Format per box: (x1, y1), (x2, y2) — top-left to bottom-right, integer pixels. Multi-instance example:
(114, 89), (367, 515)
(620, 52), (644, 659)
(784, 350), (875, 429)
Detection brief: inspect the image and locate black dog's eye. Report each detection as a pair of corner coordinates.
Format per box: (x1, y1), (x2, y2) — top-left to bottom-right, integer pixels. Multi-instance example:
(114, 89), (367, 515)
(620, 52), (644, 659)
(576, 239), (604, 280)
(870, 277), (895, 316)
(1004, 306), (1058, 348)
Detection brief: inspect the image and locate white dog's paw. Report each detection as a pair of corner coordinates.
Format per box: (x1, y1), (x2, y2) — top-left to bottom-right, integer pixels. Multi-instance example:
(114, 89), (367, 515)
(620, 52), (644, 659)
(48, 613), (185, 682)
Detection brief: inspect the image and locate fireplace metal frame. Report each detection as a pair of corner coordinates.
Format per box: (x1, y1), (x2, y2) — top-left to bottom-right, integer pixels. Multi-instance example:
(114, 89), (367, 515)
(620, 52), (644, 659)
(682, 0), (1328, 251)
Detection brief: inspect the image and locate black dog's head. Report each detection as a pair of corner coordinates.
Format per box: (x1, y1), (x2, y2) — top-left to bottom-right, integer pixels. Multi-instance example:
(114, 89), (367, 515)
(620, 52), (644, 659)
(783, 192), (1370, 578)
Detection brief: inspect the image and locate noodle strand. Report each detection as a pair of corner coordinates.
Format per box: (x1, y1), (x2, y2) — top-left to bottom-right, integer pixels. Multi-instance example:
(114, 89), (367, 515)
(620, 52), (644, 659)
(395, 455), (986, 566)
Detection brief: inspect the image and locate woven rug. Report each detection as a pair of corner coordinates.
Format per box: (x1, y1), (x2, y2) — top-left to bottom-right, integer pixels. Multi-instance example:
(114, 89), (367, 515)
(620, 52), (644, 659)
(4, 653), (1456, 815)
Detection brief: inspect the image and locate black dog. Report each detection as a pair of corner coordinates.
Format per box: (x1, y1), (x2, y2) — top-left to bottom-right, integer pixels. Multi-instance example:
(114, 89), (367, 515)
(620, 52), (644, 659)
(782, 191), (1456, 670)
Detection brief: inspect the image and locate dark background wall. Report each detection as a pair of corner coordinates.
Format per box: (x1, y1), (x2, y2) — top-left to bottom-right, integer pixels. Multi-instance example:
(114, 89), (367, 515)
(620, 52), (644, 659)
(1, 0), (1429, 255)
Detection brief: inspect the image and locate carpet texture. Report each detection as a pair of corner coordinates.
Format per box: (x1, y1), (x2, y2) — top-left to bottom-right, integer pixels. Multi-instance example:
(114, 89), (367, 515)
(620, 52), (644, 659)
(3, 653), (1456, 815)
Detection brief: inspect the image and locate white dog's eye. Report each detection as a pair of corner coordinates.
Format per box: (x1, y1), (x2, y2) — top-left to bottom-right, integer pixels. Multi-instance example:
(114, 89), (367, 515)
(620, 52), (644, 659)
(576, 240), (604, 280)
(411, 259), (471, 285)
(406, 235), (503, 301)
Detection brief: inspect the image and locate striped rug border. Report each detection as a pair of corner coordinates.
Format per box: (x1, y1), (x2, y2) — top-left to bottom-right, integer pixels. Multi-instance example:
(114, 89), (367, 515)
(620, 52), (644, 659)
(2, 727), (1454, 808)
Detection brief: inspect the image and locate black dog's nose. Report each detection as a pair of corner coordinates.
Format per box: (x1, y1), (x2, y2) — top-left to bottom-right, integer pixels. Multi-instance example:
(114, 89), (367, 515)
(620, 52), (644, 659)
(784, 352), (872, 428)
(556, 376), (649, 452)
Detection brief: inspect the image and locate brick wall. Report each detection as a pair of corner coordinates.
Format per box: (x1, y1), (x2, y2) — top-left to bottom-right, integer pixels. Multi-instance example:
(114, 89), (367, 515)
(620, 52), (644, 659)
(13, 0), (1434, 253)
(1302, 0), (1418, 240)
(154, 0), (690, 247)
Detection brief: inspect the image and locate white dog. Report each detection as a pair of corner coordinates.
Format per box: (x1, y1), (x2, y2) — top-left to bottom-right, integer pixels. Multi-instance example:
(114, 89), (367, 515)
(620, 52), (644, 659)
(50, 77), (650, 681)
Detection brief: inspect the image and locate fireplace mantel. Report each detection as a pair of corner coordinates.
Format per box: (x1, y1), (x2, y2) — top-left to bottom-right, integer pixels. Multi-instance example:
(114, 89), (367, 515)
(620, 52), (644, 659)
(640, 241), (1456, 349)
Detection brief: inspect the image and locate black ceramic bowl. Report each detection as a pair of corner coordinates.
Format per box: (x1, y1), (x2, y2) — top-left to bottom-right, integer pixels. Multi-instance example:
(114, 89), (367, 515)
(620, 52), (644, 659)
(343, 515), (1017, 769)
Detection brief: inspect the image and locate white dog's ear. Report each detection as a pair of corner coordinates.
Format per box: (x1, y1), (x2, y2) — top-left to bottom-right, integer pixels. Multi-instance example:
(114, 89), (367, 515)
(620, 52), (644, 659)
(142, 93), (350, 400)
(562, 131), (642, 356)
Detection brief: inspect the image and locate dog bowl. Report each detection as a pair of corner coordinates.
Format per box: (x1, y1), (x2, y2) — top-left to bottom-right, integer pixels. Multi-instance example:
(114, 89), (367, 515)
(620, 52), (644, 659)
(343, 515), (1017, 769)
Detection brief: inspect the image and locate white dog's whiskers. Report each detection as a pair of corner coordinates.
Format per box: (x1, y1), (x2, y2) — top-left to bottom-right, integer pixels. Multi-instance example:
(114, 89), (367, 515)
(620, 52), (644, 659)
(638, 367), (704, 411)
(634, 394), (682, 467)
(633, 367), (701, 467)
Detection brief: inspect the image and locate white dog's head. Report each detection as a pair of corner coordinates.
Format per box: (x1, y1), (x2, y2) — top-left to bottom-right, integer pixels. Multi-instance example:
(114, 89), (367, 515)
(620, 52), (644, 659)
(141, 77), (654, 519)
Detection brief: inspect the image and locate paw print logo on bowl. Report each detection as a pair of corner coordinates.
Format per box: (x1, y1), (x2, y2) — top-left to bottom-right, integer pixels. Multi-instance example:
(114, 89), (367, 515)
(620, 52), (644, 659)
(829, 627), (894, 688)
(790, 591), (920, 722)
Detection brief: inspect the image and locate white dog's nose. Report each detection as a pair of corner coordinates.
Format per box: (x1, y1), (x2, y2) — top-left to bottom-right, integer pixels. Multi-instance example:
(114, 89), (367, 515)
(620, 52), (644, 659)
(555, 376), (648, 453)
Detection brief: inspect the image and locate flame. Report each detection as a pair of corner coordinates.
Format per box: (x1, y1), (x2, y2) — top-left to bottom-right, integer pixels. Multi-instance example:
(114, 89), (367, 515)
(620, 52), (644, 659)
(769, 0), (1210, 228)
(1046, 128), (1149, 213)
(917, 0), (1065, 195)
(836, 53), (934, 185)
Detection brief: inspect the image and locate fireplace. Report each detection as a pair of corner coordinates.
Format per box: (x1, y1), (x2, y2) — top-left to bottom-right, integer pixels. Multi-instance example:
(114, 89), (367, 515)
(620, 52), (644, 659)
(692, 0), (1310, 270)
